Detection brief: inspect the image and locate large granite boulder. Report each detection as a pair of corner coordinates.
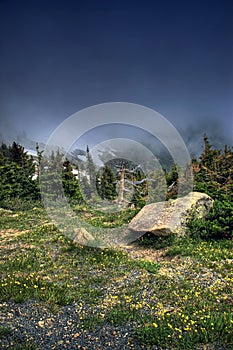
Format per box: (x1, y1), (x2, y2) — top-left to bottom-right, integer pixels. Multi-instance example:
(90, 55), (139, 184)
(128, 192), (214, 237)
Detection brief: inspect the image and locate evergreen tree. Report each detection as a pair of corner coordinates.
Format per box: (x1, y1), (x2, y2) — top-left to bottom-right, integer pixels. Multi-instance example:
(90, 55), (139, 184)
(0, 142), (40, 206)
(80, 175), (92, 201)
(62, 160), (82, 203)
(0, 143), (11, 160)
(188, 134), (233, 240)
(11, 141), (26, 167)
(146, 169), (167, 203)
(193, 134), (233, 201)
(131, 168), (147, 208)
(86, 145), (96, 187)
(0, 149), (6, 166)
(199, 133), (219, 168)
(97, 165), (117, 200)
(82, 146), (97, 200)
(39, 148), (65, 203)
(165, 163), (179, 199)
(36, 143), (43, 165)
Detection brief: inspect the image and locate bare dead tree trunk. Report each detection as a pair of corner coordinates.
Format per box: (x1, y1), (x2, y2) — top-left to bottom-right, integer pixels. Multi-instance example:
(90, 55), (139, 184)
(118, 164), (125, 207)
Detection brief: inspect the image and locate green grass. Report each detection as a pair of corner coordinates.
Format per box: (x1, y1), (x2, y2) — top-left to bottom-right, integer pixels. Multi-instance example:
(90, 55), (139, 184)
(165, 236), (233, 263)
(136, 260), (161, 274)
(0, 207), (233, 349)
(0, 325), (12, 337)
(74, 204), (139, 227)
(11, 344), (38, 350)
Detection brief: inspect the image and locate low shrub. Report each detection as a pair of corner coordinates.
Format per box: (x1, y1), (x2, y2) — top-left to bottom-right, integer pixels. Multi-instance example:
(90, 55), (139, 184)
(187, 199), (233, 240)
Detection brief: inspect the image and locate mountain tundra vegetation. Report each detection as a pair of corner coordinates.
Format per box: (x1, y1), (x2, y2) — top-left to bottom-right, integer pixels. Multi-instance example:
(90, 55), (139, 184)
(0, 134), (232, 349)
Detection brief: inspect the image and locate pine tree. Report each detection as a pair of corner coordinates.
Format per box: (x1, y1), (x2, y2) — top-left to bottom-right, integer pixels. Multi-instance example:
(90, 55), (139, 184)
(11, 141), (25, 166)
(62, 160), (82, 202)
(0, 143), (11, 160)
(97, 165), (117, 200)
(131, 168), (147, 208)
(193, 133), (232, 201)
(40, 148), (67, 203)
(164, 163), (179, 199)
(0, 142), (40, 206)
(86, 145), (96, 186)
(83, 146), (97, 200)
(36, 143), (43, 165)
(188, 135), (233, 239)
(146, 169), (167, 203)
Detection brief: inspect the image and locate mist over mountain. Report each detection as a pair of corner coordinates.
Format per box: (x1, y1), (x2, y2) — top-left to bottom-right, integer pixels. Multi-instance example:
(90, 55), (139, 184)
(0, 118), (232, 164)
(180, 119), (233, 159)
(0, 123), (45, 152)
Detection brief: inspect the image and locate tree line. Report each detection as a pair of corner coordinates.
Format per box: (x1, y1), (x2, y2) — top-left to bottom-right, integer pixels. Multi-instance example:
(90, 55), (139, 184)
(0, 135), (232, 239)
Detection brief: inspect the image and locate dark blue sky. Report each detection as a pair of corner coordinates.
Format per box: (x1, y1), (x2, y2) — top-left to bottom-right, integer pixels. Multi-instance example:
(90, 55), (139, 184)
(0, 0), (232, 149)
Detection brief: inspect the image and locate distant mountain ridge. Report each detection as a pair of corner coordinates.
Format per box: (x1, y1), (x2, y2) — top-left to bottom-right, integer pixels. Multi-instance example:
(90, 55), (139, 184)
(0, 131), (45, 152)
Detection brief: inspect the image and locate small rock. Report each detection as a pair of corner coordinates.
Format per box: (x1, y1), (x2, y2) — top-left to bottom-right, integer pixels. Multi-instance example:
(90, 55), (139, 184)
(72, 227), (94, 245)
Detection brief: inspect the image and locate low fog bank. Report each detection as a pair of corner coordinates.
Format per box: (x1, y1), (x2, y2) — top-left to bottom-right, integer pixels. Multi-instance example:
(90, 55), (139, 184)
(180, 119), (233, 159)
(0, 118), (232, 162)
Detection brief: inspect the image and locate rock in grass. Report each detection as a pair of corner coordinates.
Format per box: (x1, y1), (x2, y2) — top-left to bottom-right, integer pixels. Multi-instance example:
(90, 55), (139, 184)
(128, 192), (214, 237)
(72, 227), (95, 245)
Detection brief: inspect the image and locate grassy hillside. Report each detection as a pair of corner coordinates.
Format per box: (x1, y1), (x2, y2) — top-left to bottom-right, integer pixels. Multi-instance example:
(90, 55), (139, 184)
(0, 207), (233, 349)
(0, 136), (232, 349)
